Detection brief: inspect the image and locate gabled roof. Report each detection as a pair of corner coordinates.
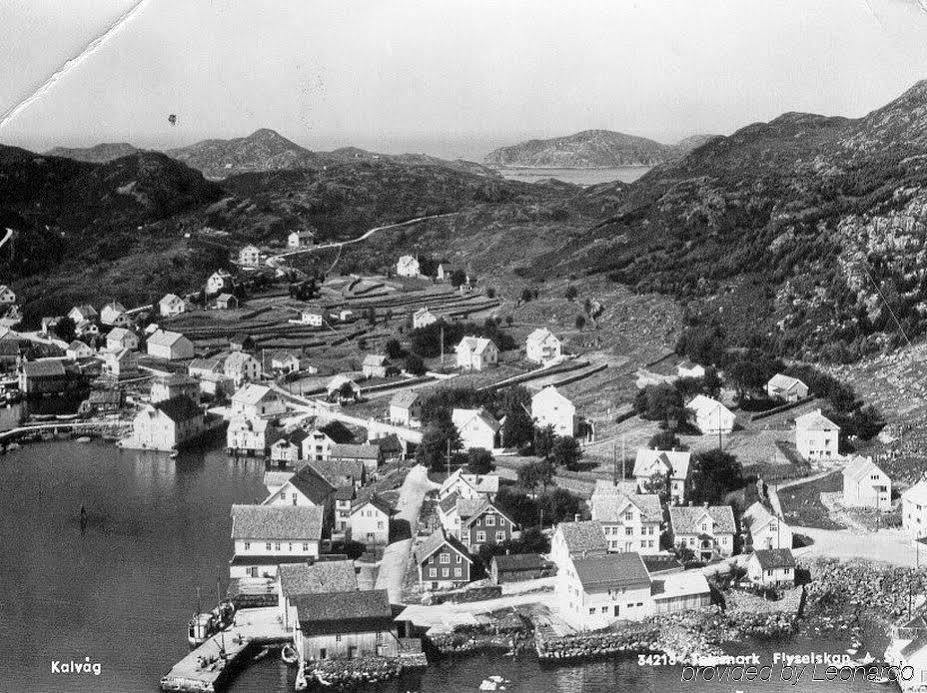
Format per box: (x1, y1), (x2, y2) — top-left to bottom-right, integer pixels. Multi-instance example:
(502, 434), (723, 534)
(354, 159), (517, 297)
(148, 330), (188, 347)
(491, 553), (551, 572)
(188, 357), (224, 373)
(592, 492), (663, 523)
(572, 552), (651, 591)
(326, 374), (360, 393)
(330, 443), (380, 460)
(556, 520), (608, 556)
(531, 385), (573, 408)
(440, 469), (500, 497)
(22, 359), (66, 377)
(687, 394), (733, 417)
(216, 293), (237, 303)
(231, 504), (323, 540)
(389, 390), (421, 409)
(160, 293), (183, 306)
(309, 458), (365, 485)
(225, 351), (259, 370)
(669, 505), (736, 535)
(438, 490), (460, 515)
(451, 407), (501, 434)
(741, 501), (777, 532)
(68, 339), (92, 352)
(592, 478), (639, 498)
(903, 480), (927, 505)
(633, 448), (691, 481)
(455, 335), (496, 355)
(153, 395), (201, 423)
(458, 497), (516, 529)
(767, 373), (807, 393)
(351, 494), (392, 516)
(362, 354), (388, 367)
(278, 560), (357, 597)
(107, 327), (135, 342)
(335, 486), (356, 501)
(293, 589), (393, 635)
(842, 455), (887, 484)
(102, 301), (126, 314)
(795, 408), (839, 431)
(752, 548), (796, 570)
(232, 383), (275, 406)
(526, 328), (560, 345)
(286, 465), (336, 506)
(414, 530), (472, 565)
(70, 304), (97, 318)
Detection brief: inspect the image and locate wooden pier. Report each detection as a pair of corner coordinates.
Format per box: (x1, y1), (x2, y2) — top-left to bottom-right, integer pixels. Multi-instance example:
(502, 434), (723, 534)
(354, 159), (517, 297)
(160, 607), (291, 692)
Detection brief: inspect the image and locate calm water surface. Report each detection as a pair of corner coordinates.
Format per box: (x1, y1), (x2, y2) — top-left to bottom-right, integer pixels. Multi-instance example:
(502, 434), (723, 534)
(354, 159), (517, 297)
(496, 167), (650, 186)
(0, 440), (894, 692)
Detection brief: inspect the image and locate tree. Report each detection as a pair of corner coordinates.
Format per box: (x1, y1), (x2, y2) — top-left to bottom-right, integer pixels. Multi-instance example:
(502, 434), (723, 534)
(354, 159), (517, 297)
(520, 287), (534, 303)
(550, 436), (582, 470)
(384, 338), (403, 360)
(404, 353), (426, 376)
(517, 459), (555, 492)
(467, 447), (494, 474)
(538, 487), (584, 525)
(702, 367), (722, 398)
(52, 316), (76, 343)
(686, 449), (744, 505)
(486, 287), (497, 299)
(575, 315), (586, 330)
(533, 425), (556, 458)
(415, 410), (461, 471)
(727, 359), (768, 401)
(642, 471), (670, 500)
(648, 430), (681, 450)
(450, 269), (467, 287)
(505, 315), (514, 326)
(501, 392), (534, 449)
(364, 307), (377, 326)
(565, 285), (578, 301)
(675, 325), (727, 367)
(634, 384), (687, 426)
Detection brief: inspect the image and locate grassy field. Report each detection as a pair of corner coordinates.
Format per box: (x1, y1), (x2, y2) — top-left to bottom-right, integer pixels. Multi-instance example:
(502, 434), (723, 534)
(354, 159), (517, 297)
(778, 472), (846, 530)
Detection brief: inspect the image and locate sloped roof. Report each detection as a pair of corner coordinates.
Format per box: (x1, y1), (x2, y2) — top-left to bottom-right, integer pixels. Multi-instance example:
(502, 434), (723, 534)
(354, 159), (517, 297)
(189, 357), (224, 373)
(107, 327), (135, 342)
(160, 293), (183, 305)
(842, 455), (886, 484)
(795, 408), (839, 431)
(592, 479), (638, 498)
(232, 383), (275, 405)
(557, 520), (608, 556)
(330, 443), (380, 460)
(752, 548), (796, 570)
(458, 497), (515, 528)
(154, 395), (201, 423)
(633, 448), (691, 480)
(278, 560), (357, 597)
(651, 570), (711, 600)
(767, 373), (807, 393)
(286, 465), (336, 506)
(491, 553), (551, 572)
(438, 490), (460, 515)
(687, 394), (733, 418)
(526, 327), (559, 345)
(669, 505), (736, 535)
(294, 589), (393, 636)
(451, 407), (501, 434)
(592, 492), (663, 523)
(68, 339), (92, 352)
(390, 390), (421, 409)
(231, 504), (323, 540)
(326, 374), (360, 393)
(414, 530), (472, 565)
(572, 552), (651, 591)
(351, 494), (392, 516)
(310, 458), (365, 485)
(22, 359), (66, 377)
(741, 501), (776, 532)
(455, 335), (496, 355)
(148, 330), (188, 347)
(362, 354), (388, 367)
(903, 480), (927, 505)
(225, 351), (259, 371)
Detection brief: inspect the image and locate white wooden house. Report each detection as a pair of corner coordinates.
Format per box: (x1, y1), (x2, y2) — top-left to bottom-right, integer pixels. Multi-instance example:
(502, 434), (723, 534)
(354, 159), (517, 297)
(206, 270), (234, 295)
(224, 351), (262, 387)
(451, 407), (500, 451)
(412, 307), (438, 329)
(842, 456), (891, 510)
(766, 374), (809, 402)
(455, 336), (499, 371)
(361, 354), (388, 379)
(396, 255), (421, 277)
(741, 501), (792, 551)
(795, 409), (840, 461)
(238, 245), (261, 267)
(129, 396), (205, 451)
(105, 326), (138, 352)
(100, 301), (132, 327)
(229, 504), (323, 579)
(686, 395), (735, 435)
(746, 549), (796, 588)
(350, 495), (392, 545)
(668, 505), (735, 560)
(632, 448), (690, 503)
(146, 330), (194, 360)
(159, 293), (187, 317)
(287, 229), (315, 248)
(231, 383), (285, 419)
(525, 328), (562, 364)
(389, 390), (422, 426)
(531, 385), (576, 437)
(903, 481), (927, 538)
(589, 491), (662, 554)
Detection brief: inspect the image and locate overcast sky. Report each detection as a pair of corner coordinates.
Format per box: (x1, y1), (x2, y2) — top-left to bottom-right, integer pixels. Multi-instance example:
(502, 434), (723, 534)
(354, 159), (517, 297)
(3, 0), (927, 159)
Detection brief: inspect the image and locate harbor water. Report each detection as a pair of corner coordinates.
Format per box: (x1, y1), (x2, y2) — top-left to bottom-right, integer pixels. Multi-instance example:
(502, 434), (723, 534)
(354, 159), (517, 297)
(0, 440), (898, 692)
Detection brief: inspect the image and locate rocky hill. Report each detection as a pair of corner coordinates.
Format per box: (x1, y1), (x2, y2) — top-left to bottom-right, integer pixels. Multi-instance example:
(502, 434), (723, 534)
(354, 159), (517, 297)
(165, 128), (322, 180)
(45, 142), (140, 163)
(546, 80), (927, 361)
(484, 129), (715, 168)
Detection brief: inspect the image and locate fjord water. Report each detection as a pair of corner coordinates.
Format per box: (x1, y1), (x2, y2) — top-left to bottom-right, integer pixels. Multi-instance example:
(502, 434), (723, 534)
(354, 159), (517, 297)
(0, 441), (885, 692)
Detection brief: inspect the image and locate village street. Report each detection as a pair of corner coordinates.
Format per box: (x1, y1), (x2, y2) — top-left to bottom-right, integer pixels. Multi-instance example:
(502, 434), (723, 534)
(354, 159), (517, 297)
(794, 526), (923, 568)
(375, 464), (438, 602)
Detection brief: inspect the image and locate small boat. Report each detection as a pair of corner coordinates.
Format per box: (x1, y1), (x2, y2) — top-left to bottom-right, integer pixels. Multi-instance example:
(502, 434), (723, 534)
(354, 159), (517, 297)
(188, 612), (217, 647)
(75, 436), (91, 443)
(488, 676), (507, 684)
(253, 647), (270, 661)
(281, 644), (299, 666)
(479, 681), (502, 691)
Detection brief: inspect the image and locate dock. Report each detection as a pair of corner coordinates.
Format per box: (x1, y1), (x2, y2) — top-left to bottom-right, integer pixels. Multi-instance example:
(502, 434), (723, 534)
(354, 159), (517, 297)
(160, 607), (291, 692)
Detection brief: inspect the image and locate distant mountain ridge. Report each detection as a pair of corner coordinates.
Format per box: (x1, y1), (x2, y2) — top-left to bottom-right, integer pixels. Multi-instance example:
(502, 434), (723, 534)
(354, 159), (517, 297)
(484, 129), (717, 168)
(46, 129), (500, 180)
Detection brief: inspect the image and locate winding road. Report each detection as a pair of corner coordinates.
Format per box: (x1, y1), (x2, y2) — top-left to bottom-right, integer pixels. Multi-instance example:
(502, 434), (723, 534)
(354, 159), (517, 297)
(265, 212), (458, 267)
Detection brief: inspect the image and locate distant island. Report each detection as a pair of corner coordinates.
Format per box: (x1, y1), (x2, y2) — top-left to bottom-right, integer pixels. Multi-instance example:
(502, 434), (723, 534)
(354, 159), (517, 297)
(484, 129), (716, 169)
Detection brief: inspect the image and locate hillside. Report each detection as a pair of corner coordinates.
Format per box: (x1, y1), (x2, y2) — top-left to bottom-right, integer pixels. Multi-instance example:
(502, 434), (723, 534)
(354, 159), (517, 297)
(484, 129), (716, 168)
(45, 142), (140, 163)
(165, 128), (322, 180)
(544, 80), (927, 361)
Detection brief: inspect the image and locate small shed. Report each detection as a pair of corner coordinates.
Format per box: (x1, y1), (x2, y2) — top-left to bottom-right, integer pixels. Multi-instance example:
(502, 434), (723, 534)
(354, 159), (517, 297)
(489, 553), (555, 584)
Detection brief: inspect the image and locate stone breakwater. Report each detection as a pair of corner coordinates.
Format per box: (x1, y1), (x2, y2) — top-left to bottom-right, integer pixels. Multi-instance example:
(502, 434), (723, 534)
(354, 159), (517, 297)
(430, 612), (534, 656)
(310, 656), (402, 687)
(536, 623), (660, 661)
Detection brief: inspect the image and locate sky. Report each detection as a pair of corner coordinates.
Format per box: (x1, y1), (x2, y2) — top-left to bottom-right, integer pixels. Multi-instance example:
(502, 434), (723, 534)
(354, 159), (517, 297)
(3, 0), (927, 160)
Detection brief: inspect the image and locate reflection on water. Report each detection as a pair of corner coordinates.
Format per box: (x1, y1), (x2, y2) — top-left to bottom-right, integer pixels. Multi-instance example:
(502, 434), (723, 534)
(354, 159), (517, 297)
(497, 166), (651, 186)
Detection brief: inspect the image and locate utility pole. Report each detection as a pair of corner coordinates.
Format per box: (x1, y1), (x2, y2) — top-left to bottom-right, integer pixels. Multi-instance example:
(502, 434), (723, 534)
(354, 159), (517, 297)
(621, 435), (627, 481)
(717, 403), (723, 452)
(446, 438), (451, 477)
(440, 324), (445, 367)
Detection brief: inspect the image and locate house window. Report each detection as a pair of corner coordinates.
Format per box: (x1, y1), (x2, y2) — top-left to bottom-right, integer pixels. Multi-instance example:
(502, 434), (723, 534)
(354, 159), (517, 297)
(442, 568), (449, 577)
(302, 543), (309, 551)
(244, 542), (250, 550)
(454, 568), (462, 577)
(485, 515), (495, 526)
(625, 527), (633, 536)
(275, 542), (281, 551)
(496, 531), (506, 542)
(455, 554), (462, 563)
(624, 511), (633, 521)
(499, 518), (506, 527)
(335, 635), (341, 642)
(266, 542), (272, 551)
(589, 608), (595, 615)
(429, 568), (436, 577)
(440, 553), (450, 563)
(476, 531), (486, 543)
